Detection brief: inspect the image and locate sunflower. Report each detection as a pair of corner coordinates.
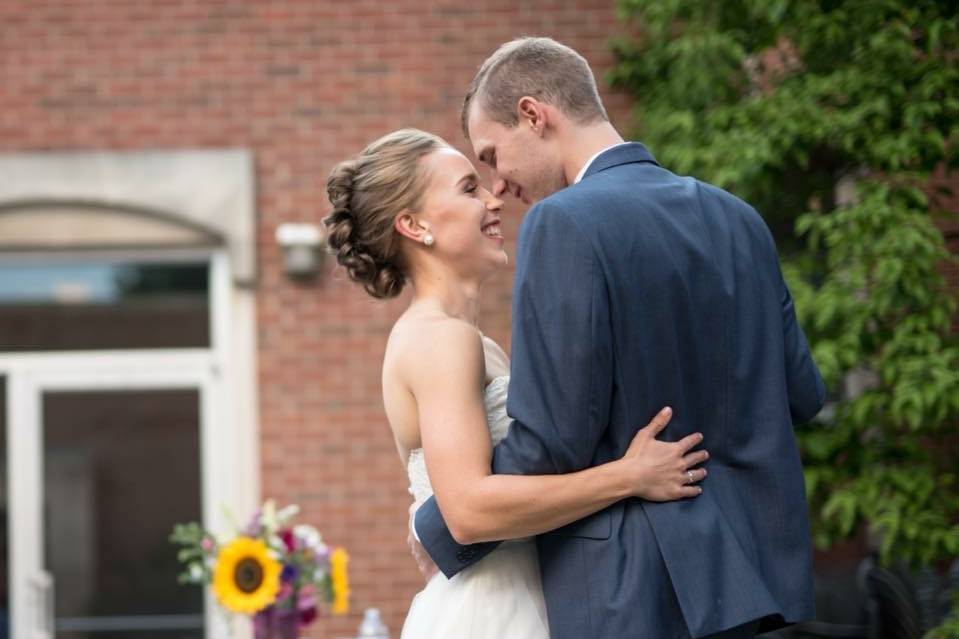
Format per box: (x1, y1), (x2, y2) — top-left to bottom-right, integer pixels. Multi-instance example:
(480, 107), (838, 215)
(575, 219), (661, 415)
(212, 537), (282, 614)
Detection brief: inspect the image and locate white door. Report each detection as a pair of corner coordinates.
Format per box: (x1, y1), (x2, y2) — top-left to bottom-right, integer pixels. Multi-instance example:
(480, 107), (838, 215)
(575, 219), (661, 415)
(0, 252), (252, 639)
(4, 353), (229, 639)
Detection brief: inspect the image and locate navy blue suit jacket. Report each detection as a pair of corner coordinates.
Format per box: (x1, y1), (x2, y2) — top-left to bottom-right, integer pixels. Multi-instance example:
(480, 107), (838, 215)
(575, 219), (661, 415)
(415, 143), (825, 638)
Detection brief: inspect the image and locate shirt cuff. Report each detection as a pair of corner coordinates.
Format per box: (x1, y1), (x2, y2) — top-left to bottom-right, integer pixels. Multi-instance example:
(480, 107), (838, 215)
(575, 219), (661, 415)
(410, 506), (422, 543)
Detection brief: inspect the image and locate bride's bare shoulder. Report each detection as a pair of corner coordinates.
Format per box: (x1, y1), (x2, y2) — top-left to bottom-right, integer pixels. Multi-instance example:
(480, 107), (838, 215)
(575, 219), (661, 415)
(382, 308), (485, 455)
(385, 308), (483, 380)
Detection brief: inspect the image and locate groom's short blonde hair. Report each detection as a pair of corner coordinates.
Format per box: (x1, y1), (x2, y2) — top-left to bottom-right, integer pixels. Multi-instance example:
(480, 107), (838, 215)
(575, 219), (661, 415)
(461, 37), (609, 139)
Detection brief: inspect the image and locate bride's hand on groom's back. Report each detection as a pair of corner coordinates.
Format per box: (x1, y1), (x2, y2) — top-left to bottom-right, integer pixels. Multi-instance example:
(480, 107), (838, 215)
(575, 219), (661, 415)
(619, 407), (709, 502)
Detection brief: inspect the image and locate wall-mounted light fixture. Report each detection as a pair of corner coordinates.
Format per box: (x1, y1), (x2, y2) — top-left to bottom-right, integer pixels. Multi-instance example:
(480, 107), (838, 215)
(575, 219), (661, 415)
(275, 223), (324, 279)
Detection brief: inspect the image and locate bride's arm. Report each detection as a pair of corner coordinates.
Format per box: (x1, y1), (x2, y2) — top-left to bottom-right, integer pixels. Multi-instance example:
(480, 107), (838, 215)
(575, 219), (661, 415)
(409, 319), (707, 545)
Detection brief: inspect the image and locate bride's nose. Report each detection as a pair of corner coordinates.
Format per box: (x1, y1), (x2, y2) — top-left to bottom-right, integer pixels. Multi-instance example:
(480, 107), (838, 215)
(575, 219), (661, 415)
(482, 188), (504, 211)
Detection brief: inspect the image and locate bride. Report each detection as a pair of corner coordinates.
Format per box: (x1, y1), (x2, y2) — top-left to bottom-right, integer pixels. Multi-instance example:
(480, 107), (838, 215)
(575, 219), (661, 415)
(324, 129), (709, 638)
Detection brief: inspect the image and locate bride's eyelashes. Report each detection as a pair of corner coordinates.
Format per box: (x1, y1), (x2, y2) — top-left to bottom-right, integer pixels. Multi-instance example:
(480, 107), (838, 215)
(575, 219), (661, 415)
(463, 183), (478, 195)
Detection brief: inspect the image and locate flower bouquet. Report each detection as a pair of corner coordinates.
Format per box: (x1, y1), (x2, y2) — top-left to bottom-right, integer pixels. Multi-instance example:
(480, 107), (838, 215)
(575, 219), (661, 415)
(171, 500), (349, 639)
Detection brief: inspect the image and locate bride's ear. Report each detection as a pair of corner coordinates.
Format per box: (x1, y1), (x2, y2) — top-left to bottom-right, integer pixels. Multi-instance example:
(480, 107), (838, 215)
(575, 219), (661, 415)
(394, 211), (429, 244)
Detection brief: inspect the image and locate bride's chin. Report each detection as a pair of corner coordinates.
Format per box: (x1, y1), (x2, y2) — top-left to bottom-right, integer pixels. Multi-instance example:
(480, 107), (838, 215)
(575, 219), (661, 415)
(489, 250), (509, 271)
(474, 255), (508, 282)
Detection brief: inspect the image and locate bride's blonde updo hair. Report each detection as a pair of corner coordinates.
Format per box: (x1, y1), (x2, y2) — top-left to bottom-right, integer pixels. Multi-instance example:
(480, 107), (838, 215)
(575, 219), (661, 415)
(324, 128), (446, 299)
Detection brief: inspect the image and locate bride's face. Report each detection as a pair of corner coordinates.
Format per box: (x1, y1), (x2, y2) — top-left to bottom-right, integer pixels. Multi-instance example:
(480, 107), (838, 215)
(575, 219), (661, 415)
(417, 147), (507, 280)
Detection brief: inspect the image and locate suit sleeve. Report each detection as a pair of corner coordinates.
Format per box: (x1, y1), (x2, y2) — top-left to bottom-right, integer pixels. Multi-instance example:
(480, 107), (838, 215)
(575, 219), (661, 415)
(492, 202), (615, 475)
(752, 205), (825, 424)
(413, 497), (499, 578)
(413, 202), (615, 578)
(779, 271), (826, 424)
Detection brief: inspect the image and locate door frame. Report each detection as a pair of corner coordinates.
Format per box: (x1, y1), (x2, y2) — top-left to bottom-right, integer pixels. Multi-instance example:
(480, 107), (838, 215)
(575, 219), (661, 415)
(0, 250), (257, 639)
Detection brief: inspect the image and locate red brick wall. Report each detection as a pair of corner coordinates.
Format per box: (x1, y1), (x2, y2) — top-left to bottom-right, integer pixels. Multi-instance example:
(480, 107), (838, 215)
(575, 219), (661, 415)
(0, 2), (633, 636)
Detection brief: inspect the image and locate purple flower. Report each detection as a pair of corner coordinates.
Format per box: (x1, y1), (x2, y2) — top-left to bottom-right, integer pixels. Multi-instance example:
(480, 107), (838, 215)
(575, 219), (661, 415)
(312, 544), (330, 563)
(297, 584), (317, 609)
(281, 563), (299, 583)
(242, 508), (262, 537)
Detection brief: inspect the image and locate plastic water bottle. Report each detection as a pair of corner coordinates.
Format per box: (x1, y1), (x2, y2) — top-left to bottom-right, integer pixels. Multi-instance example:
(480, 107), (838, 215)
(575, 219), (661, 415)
(357, 608), (389, 638)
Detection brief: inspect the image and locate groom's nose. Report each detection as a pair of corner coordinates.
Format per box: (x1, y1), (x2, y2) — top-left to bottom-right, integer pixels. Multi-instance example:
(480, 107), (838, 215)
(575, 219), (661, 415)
(491, 177), (508, 198)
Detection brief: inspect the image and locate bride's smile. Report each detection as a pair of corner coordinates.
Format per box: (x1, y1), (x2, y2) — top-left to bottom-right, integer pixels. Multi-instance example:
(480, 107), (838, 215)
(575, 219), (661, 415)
(404, 146), (508, 284)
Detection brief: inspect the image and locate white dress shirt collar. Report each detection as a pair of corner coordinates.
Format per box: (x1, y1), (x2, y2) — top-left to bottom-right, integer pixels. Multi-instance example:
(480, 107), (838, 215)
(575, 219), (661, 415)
(573, 142), (631, 184)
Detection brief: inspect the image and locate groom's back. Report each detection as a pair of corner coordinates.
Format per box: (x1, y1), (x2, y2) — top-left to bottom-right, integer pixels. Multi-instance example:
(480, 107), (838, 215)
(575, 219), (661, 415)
(569, 160), (799, 465)
(536, 144), (824, 637)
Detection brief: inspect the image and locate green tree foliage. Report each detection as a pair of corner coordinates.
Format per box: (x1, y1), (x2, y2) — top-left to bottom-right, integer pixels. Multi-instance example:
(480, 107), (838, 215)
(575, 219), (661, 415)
(610, 1), (959, 633)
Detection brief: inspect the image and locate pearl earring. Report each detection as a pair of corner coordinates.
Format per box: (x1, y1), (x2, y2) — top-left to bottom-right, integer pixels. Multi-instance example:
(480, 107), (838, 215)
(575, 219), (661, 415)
(424, 233), (434, 246)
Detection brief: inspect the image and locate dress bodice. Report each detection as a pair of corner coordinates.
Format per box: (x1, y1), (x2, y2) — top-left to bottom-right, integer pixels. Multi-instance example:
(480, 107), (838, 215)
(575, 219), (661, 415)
(401, 375), (549, 638)
(407, 375), (510, 503)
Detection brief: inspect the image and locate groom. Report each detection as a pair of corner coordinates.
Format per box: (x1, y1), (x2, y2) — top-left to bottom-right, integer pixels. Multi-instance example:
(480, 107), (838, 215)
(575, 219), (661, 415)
(413, 37), (825, 638)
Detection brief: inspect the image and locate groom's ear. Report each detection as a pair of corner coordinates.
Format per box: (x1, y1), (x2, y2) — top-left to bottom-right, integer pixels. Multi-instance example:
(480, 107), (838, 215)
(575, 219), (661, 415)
(394, 211), (427, 243)
(518, 96), (547, 137)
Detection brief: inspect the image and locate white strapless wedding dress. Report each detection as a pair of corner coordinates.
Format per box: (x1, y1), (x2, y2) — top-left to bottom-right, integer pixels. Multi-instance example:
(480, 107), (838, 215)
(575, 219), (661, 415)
(402, 376), (550, 639)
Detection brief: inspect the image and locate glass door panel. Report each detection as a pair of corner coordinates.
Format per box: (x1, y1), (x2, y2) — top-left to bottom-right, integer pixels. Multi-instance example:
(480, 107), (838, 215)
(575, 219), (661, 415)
(43, 389), (203, 638)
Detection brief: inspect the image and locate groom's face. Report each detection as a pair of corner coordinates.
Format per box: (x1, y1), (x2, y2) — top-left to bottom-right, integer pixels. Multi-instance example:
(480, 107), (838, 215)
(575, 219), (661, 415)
(467, 104), (565, 206)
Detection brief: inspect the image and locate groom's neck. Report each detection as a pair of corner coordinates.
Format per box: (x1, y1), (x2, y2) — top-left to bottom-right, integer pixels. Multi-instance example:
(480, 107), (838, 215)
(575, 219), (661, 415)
(561, 121), (625, 185)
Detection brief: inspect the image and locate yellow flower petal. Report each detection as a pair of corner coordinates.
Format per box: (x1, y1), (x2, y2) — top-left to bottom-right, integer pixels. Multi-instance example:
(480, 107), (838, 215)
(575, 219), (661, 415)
(212, 537), (282, 614)
(330, 548), (350, 615)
